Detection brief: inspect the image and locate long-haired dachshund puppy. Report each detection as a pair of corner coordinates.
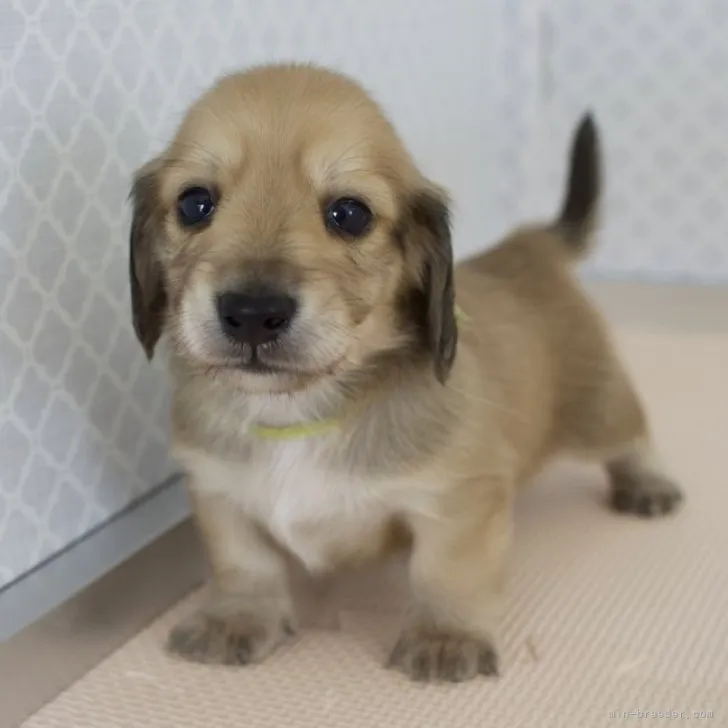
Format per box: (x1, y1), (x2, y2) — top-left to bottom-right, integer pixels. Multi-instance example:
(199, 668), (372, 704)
(128, 64), (683, 682)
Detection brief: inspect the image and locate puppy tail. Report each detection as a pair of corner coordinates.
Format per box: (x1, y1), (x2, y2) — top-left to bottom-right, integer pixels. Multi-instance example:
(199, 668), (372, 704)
(554, 112), (601, 259)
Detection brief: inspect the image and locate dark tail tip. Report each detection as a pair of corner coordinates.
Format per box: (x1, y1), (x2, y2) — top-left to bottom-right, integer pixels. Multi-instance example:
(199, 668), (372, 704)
(556, 112), (601, 257)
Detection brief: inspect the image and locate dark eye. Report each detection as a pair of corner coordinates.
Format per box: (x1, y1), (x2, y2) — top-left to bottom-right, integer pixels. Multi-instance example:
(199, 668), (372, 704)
(177, 186), (216, 227)
(325, 197), (373, 238)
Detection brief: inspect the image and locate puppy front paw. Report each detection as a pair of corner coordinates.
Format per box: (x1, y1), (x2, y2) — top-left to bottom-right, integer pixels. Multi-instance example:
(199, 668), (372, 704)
(167, 604), (295, 666)
(388, 625), (499, 683)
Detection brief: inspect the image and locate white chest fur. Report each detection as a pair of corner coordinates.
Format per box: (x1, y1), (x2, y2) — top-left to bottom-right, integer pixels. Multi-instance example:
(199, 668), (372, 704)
(175, 439), (420, 573)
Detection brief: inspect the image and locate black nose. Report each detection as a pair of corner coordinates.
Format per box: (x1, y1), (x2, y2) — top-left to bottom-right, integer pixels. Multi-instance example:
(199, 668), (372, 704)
(216, 290), (297, 347)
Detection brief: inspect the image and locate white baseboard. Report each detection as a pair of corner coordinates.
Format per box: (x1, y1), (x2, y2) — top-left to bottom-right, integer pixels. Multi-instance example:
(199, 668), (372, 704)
(0, 474), (189, 641)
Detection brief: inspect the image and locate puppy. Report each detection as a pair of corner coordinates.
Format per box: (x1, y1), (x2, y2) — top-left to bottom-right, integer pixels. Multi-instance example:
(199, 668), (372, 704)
(128, 64), (683, 682)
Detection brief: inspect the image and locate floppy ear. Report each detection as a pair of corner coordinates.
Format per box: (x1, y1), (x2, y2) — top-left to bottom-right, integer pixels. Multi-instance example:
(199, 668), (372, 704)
(400, 188), (458, 383)
(128, 160), (167, 359)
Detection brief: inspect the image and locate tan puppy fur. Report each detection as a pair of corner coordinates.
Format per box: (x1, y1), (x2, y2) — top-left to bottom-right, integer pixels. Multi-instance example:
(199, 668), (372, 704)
(128, 64), (683, 682)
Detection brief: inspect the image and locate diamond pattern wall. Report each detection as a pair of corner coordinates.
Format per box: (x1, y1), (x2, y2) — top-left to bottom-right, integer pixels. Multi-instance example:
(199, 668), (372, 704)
(0, 0), (531, 588)
(529, 0), (728, 283)
(2, 0), (728, 591)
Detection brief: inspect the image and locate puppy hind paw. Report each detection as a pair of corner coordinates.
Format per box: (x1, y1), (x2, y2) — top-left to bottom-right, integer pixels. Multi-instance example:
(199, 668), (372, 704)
(609, 472), (684, 518)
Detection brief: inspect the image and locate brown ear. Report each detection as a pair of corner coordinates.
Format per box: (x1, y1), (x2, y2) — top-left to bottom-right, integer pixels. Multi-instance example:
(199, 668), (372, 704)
(129, 160), (167, 359)
(401, 188), (458, 383)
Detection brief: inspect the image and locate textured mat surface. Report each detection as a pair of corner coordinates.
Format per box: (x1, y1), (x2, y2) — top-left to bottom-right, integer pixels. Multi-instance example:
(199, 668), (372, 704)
(22, 293), (728, 728)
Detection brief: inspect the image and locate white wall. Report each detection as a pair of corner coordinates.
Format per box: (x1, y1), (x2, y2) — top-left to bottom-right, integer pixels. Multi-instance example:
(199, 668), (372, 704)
(530, 0), (728, 283)
(0, 0), (531, 589)
(1, 0), (727, 591)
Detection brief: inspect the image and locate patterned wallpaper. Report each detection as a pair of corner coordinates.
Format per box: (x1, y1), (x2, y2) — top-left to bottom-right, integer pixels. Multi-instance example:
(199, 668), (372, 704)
(531, 0), (728, 283)
(0, 0), (727, 589)
(0, 0), (529, 588)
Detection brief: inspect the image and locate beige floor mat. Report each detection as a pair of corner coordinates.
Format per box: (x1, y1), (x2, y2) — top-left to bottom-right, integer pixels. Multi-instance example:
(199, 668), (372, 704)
(21, 300), (728, 727)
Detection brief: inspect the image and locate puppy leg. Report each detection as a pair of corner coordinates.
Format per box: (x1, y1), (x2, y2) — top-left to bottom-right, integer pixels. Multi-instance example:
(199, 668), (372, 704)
(595, 379), (684, 517)
(564, 358), (684, 517)
(389, 484), (511, 682)
(168, 489), (294, 665)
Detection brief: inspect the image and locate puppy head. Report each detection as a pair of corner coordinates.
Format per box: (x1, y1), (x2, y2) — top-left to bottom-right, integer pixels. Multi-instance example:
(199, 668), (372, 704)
(129, 64), (456, 393)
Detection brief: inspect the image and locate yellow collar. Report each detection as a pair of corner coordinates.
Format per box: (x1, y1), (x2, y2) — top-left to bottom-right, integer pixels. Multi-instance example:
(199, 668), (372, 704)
(248, 418), (339, 440)
(454, 305), (469, 325)
(248, 305), (468, 440)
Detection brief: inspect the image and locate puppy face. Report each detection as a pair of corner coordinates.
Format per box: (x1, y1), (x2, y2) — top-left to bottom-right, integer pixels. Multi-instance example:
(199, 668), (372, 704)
(129, 65), (456, 393)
